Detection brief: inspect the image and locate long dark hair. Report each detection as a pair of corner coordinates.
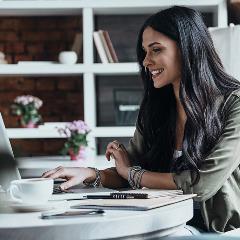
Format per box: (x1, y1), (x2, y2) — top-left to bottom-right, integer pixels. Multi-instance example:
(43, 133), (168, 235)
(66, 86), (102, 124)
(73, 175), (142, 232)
(136, 6), (240, 183)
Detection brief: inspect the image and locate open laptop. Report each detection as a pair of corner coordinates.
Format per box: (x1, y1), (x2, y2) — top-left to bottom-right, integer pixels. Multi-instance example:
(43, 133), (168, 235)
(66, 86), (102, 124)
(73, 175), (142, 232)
(0, 113), (115, 200)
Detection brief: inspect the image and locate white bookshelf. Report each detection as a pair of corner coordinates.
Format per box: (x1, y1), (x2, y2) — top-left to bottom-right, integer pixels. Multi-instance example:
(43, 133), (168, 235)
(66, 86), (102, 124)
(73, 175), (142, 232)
(0, 0), (228, 158)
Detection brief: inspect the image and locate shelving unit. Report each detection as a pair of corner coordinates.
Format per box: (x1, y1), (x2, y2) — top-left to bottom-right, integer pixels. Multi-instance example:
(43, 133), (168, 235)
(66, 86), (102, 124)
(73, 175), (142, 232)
(0, 0), (228, 158)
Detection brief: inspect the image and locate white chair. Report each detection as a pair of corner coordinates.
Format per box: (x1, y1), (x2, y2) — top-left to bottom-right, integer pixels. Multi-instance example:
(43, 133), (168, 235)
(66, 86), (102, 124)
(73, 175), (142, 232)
(209, 24), (240, 81)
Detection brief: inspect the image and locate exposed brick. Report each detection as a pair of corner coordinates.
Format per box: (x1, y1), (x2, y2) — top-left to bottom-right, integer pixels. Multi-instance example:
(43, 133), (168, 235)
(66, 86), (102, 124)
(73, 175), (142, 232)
(5, 42), (25, 54)
(14, 54), (33, 63)
(43, 139), (65, 154)
(58, 17), (82, 30)
(26, 43), (44, 54)
(0, 19), (19, 30)
(0, 31), (18, 41)
(57, 78), (76, 90)
(35, 78), (56, 91)
(36, 18), (57, 30)
(18, 18), (37, 30)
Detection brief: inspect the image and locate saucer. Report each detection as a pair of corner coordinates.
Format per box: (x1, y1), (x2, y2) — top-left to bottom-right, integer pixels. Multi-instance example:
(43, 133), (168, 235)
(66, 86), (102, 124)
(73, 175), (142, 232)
(10, 200), (69, 212)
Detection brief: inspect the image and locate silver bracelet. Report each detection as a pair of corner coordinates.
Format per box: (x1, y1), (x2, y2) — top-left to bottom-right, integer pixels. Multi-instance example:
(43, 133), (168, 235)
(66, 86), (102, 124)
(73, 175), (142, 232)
(128, 166), (145, 189)
(83, 167), (102, 188)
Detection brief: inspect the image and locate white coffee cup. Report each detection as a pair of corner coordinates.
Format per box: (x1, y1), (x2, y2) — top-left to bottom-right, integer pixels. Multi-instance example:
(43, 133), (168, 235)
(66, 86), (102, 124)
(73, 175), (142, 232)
(9, 178), (53, 204)
(58, 51), (77, 64)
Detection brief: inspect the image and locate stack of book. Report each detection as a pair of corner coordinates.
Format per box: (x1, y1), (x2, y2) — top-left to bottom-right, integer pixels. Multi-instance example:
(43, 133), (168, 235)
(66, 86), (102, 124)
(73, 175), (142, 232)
(93, 30), (119, 63)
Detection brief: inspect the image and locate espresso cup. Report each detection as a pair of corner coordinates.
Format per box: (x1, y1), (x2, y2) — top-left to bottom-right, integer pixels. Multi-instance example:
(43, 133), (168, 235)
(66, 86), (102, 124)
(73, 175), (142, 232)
(9, 178), (53, 204)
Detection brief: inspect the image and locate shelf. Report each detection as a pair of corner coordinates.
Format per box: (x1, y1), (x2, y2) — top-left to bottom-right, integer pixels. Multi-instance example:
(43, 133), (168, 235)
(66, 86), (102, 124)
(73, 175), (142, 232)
(0, 63), (140, 76)
(0, 64), (85, 77)
(6, 122), (70, 139)
(93, 127), (135, 137)
(7, 128), (65, 139)
(92, 63), (139, 75)
(6, 126), (135, 139)
(0, 0), (226, 16)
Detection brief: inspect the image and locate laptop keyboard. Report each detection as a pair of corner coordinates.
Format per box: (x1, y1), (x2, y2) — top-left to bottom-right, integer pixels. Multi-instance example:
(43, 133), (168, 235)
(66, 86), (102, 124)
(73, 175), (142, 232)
(53, 185), (74, 194)
(53, 186), (64, 194)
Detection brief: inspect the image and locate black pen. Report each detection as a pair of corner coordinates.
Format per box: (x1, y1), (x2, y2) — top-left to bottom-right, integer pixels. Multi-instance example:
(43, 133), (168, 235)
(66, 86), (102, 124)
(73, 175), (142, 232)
(85, 195), (134, 199)
(85, 193), (148, 199)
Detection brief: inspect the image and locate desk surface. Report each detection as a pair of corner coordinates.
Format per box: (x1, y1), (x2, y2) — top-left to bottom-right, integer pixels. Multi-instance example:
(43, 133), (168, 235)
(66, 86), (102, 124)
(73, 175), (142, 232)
(0, 199), (193, 240)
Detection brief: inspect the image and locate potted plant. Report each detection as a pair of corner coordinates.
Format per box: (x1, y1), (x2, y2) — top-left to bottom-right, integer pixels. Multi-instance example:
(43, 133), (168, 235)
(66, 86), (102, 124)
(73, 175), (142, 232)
(58, 120), (90, 160)
(11, 95), (43, 128)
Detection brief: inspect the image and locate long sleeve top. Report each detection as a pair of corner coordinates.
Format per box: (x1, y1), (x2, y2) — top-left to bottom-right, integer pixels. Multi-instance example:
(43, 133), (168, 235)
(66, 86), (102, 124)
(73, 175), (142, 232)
(126, 89), (240, 233)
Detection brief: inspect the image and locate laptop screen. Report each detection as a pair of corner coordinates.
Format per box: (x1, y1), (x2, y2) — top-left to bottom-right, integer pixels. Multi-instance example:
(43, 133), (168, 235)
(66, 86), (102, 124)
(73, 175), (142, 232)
(0, 113), (21, 190)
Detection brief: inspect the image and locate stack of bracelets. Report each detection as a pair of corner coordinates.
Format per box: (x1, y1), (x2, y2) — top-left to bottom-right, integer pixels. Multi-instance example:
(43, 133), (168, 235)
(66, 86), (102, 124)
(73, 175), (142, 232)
(83, 167), (102, 188)
(128, 166), (146, 189)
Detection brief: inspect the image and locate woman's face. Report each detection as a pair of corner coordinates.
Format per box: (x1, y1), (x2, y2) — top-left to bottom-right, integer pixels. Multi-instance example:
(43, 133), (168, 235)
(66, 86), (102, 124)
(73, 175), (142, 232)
(142, 27), (182, 89)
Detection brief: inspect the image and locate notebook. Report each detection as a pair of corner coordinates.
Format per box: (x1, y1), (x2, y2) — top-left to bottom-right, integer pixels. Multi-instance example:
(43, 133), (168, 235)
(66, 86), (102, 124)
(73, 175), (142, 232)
(70, 190), (196, 211)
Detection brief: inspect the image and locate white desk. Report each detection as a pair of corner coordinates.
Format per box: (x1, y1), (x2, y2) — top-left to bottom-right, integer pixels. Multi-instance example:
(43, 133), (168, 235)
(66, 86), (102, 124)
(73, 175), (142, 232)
(0, 199), (193, 240)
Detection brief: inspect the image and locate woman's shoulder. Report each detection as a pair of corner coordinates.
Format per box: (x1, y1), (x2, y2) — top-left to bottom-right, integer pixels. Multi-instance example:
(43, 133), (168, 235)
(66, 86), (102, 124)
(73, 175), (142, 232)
(222, 89), (240, 112)
(231, 89), (240, 98)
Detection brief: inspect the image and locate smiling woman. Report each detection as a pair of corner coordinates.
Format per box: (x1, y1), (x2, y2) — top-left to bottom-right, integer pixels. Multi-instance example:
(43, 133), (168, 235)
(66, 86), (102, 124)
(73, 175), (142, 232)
(42, 6), (240, 234)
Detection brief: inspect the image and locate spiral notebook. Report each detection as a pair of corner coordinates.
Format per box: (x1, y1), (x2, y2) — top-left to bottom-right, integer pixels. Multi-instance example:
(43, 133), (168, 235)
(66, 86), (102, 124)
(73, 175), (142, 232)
(70, 190), (196, 211)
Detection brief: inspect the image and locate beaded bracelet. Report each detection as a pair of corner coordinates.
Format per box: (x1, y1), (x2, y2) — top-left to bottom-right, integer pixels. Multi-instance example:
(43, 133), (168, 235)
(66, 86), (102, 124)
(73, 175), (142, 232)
(83, 167), (102, 188)
(128, 166), (146, 189)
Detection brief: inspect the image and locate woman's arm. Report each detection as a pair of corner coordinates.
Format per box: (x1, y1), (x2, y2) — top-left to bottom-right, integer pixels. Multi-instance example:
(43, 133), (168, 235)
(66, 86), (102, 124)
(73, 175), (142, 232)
(140, 171), (177, 189)
(99, 167), (129, 189)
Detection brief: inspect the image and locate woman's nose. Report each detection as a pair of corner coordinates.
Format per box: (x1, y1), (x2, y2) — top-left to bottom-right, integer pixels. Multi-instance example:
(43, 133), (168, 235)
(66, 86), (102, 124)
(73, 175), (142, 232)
(143, 53), (152, 68)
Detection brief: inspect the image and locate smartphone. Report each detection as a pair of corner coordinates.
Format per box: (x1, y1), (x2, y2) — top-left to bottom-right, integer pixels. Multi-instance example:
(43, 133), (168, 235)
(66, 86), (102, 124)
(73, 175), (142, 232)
(41, 209), (105, 219)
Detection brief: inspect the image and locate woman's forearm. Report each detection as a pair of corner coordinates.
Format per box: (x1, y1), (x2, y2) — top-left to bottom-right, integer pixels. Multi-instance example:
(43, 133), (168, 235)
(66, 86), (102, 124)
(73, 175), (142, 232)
(99, 167), (177, 190)
(140, 171), (177, 189)
(100, 167), (129, 189)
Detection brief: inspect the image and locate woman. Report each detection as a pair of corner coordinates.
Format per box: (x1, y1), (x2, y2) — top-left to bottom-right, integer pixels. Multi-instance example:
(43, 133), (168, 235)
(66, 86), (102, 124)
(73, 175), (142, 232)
(43, 6), (240, 233)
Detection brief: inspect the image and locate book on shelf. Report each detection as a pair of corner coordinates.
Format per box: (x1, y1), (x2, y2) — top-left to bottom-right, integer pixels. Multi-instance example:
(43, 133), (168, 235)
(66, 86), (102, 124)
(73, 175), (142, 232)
(93, 31), (108, 63)
(98, 30), (114, 63)
(71, 32), (83, 59)
(103, 30), (119, 63)
(93, 30), (119, 63)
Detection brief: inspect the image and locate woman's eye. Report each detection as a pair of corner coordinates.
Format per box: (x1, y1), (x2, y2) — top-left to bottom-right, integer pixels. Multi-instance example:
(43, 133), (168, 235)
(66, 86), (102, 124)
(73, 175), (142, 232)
(152, 48), (161, 53)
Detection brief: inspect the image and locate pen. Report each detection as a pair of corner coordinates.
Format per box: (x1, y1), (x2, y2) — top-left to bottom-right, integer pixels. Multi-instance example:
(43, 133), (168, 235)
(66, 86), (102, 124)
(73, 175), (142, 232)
(85, 193), (148, 199)
(84, 195), (134, 199)
(41, 209), (105, 219)
(66, 193), (149, 201)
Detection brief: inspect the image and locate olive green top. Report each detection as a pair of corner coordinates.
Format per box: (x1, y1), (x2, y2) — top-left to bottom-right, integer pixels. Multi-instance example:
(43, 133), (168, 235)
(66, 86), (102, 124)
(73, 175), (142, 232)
(126, 90), (240, 233)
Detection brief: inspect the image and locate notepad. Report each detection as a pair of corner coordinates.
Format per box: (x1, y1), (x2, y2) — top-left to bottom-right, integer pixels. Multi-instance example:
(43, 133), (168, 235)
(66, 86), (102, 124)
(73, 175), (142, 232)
(70, 193), (196, 211)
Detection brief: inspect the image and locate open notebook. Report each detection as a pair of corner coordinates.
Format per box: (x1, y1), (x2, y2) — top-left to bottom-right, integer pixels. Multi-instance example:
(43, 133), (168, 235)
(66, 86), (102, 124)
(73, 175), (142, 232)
(70, 189), (196, 211)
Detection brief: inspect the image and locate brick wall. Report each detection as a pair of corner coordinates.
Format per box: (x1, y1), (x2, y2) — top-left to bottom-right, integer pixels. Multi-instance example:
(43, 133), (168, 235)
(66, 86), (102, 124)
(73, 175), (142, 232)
(0, 16), (83, 157)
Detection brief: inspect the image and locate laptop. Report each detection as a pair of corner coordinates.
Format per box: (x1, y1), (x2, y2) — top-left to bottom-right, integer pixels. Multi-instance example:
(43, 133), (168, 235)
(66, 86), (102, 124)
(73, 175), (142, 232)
(0, 113), (115, 200)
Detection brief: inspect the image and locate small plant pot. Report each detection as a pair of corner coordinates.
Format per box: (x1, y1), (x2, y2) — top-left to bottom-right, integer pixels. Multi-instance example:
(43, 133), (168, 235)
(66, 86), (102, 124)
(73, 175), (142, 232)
(22, 121), (37, 128)
(68, 146), (86, 161)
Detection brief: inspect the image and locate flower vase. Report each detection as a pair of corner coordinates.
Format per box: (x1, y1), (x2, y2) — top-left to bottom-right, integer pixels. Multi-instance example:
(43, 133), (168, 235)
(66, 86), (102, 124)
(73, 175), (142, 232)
(69, 146), (86, 161)
(22, 121), (37, 128)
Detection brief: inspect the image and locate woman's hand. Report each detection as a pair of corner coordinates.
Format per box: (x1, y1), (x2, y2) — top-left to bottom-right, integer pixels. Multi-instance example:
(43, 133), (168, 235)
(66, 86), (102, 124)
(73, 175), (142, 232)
(42, 167), (96, 190)
(105, 140), (131, 179)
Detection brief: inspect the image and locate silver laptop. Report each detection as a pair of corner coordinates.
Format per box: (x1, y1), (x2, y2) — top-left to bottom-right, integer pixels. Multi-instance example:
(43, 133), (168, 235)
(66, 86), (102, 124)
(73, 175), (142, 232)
(0, 113), (114, 199)
(0, 113), (21, 190)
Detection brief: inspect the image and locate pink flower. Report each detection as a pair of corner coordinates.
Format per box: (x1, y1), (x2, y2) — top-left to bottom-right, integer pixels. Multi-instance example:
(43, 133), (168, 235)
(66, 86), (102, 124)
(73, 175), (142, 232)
(14, 95), (42, 109)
